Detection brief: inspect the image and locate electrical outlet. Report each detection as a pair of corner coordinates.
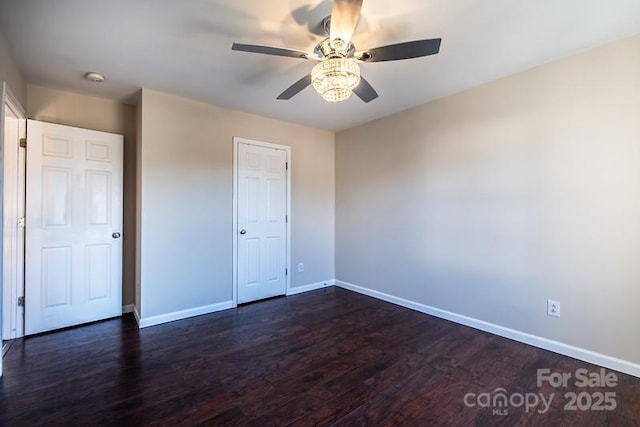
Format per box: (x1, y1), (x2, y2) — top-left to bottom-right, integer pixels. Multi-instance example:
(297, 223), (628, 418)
(298, 263), (304, 272)
(547, 300), (560, 317)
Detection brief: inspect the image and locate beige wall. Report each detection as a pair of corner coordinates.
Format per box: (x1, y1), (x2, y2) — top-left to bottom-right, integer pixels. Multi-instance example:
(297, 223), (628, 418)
(27, 85), (137, 306)
(138, 89), (334, 319)
(0, 32), (25, 106)
(336, 35), (640, 365)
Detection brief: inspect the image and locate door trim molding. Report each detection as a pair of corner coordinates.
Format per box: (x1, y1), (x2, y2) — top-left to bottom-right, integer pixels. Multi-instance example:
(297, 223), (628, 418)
(232, 137), (291, 307)
(1, 83), (25, 118)
(1, 82), (26, 343)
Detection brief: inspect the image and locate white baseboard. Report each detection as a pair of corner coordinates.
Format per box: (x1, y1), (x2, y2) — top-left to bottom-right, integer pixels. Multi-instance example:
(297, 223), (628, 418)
(133, 305), (141, 324)
(136, 300), (234, 329)
(133, 279), (335, 329)
(287, 279), (335, 296)
(122, 304), (134, 314)
(336, 280), (640, 378)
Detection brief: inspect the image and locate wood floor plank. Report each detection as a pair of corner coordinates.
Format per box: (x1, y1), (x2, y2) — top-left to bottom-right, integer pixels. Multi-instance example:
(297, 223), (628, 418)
(0, 287), (638, 426)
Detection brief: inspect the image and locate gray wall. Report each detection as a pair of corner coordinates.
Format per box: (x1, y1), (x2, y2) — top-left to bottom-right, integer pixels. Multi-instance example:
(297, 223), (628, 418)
(0, 32), (25, 105)
(138, 89), (334, 319)
(336, 35), (640, 365)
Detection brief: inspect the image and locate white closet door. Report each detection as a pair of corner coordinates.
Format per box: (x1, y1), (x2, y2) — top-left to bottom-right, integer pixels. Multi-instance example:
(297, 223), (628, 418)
(237, 142), (287, 304)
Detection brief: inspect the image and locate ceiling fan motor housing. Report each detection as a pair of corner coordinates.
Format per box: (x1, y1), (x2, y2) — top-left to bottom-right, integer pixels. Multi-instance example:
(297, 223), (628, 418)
(322, 16), (332, 36)
(315, 38), (355, 59)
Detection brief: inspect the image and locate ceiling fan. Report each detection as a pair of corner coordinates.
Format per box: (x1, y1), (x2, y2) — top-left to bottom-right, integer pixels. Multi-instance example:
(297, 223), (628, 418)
(231, 0), (441, 103)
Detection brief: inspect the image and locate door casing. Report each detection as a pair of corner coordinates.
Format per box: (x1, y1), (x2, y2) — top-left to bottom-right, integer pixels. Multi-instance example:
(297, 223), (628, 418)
(1, 82), (26, 342)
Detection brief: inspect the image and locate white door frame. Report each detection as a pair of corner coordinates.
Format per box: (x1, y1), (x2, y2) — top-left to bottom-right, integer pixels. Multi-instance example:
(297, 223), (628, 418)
(232, 137), (291, 306)
(1, 82), (26, 345)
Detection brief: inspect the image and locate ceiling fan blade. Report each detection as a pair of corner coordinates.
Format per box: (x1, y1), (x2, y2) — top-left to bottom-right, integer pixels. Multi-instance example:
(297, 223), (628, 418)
(277, 74), (312, 100)
(353, 76), (378, 103)
(330, 0), (363, 45)
(357, 38), (441, 62)
(232, 43), (311, 60)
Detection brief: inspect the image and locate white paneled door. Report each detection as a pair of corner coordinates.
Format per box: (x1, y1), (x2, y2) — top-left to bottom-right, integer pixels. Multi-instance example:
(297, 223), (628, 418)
(237, 141), (288, 304)
(25, 120), (123, 335)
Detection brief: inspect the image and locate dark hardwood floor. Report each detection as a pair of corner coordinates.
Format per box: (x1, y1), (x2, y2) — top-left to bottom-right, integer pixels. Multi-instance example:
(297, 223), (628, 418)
(1, 287), (638, 426)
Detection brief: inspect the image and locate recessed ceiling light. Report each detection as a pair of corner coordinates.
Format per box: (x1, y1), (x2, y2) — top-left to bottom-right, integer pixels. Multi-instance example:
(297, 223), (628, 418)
(84, 72), (105, 83)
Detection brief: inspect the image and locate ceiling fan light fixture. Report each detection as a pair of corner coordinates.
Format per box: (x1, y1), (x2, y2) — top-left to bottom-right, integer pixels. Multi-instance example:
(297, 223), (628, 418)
(311, 57), (360, 102)
(231, 1), (440, 103)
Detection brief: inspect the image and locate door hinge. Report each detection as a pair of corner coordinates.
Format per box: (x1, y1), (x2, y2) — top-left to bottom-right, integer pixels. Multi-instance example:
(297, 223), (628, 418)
(285, 268), (288, 276)
(19, 138), (27, 148)
(285, 215), (288, 223)
(18, 296), (24, 307)
(285, 162), (288, 171)
(18, 217), (26, 228)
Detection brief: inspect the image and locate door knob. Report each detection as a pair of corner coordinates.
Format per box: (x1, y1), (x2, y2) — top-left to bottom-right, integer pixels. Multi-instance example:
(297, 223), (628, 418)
(239, 229), (247, 235)
(112, 232), (121, 239)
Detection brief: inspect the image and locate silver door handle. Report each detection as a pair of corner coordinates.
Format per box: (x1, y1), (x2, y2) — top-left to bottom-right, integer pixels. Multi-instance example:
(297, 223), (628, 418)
(239, 229), (246, 235)
(112, 232), (121, 239)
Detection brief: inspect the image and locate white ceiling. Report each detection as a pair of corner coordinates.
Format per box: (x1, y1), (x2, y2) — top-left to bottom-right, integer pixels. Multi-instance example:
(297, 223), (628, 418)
(1, 0), (639, 131)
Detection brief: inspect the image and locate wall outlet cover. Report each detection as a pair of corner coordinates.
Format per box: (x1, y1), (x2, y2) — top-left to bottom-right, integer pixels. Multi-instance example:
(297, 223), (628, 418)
(547, 300), (561, 317)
